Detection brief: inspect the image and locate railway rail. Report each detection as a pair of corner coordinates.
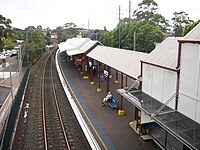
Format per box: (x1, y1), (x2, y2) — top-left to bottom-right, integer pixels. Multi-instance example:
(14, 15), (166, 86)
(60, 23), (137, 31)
(41, 50), (71, 149)
(12, 48), (91, 150)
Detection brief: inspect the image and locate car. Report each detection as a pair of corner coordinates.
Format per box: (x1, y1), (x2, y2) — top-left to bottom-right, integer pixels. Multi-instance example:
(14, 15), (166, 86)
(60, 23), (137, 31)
(11, 49), (17, 56)
(0, 53), (6, 59)
(4, 50), (13, 57)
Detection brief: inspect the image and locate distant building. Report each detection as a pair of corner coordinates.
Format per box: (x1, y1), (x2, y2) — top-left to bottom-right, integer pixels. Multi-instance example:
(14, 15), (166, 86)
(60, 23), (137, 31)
(51, 34), (58, 45)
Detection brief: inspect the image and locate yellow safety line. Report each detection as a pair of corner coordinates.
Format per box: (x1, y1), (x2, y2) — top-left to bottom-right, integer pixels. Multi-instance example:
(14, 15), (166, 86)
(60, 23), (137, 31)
(59, 64), (108, 150)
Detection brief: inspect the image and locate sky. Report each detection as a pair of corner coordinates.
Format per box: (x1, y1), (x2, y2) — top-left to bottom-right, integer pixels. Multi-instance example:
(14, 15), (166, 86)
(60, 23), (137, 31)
(0, 0), (200, 31)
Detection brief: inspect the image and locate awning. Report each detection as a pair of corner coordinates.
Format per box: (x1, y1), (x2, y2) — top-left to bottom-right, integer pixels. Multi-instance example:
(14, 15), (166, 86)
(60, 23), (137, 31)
(67, 49), (83, 56)
(66, 40), (100, 56)
(117, 89), (200, 150)
(87, 46), (148, 80)
(141, 37), (182, 70)
(58, 38), (91, 53)
(58, 42), (74, 52)
(116, 89), (172, 115)
(154, 111), (200, 150)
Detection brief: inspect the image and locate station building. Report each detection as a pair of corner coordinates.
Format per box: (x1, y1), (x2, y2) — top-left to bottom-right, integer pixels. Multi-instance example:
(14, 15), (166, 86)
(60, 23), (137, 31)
(59, 23), (200, 150)
(117, 23), (200, 150)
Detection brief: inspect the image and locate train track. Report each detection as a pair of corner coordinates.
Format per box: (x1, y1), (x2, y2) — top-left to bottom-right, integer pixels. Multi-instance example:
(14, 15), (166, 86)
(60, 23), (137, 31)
(41, 50), (69, 149)
(39, 49), (91, 150)
(12, 48), (91, 149)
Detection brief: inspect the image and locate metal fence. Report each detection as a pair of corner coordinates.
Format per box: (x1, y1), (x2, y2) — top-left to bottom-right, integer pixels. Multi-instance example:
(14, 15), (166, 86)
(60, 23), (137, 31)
(0, 66), (30, 150)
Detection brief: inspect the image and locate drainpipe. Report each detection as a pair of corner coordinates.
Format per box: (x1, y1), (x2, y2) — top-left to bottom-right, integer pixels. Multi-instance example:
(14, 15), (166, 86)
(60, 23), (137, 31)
(125, 75), (128, 88)
(138, 61), (143, 90)
(175, 42), (182, 110)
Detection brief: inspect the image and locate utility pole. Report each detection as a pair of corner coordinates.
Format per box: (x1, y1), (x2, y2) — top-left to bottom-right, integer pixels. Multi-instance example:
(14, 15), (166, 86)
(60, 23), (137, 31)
(129, 1), (131, 27)
(88, 19), (90, 38)
(133, 31), (136, 51)
(25, 31), (30, 68)
(118, 5), (121, 49)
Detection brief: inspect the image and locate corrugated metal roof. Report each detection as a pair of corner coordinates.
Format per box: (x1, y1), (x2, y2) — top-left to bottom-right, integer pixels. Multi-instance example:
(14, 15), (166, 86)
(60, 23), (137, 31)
(58, 38), (90, 52)
(79, 40), (100, 53)
(58, 42), (74, 52)
(67, 49), (83, 56)
(142, 37), (182, 70)
(142, 24), (200, 69)
(184, 23), (200, 40)
(87, 46), (148, 79)
(67, 40), (100, 56)
(66, 38), (90, 47)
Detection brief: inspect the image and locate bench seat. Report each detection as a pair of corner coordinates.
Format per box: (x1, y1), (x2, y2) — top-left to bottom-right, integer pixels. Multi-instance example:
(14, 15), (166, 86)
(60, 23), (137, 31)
(107, 97), (118, 110)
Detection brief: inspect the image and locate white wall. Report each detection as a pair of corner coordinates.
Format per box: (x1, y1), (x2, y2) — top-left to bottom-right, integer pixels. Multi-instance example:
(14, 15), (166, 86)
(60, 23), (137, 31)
(142, 63), (177, 109)
(178, 43), (200, 123)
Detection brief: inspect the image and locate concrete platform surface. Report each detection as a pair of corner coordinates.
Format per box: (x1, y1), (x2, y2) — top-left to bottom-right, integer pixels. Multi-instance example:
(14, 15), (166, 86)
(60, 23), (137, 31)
(59, 51), (160, 150)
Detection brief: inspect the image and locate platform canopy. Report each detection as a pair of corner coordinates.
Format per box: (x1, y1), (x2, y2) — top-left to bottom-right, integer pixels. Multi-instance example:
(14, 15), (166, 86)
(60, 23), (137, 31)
(58, 38), (90, 52)
(87, 45), (148, 80)
(58, 41), (74, 52)
(117, 89), (200, 149)
(66, 40), (101, 56)
(141, 37), (182, 70)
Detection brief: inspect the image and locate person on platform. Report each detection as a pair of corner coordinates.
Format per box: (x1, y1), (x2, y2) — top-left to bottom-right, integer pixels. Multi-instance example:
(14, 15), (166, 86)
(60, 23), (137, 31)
(102, 91), (112, 106)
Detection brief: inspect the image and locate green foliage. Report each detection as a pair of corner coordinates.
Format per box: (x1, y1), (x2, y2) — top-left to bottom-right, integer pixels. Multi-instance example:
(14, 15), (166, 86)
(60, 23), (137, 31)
(28, 30), (46, 64)
(172, 11), (193, 36)
(45, 30), (51, 45)
(99, 30), (113, 47)
(52, 22), (79, 43)
(4, 39), (15, 50)
(23, 27), (46, 65)
(183, 20), (200, 36)
(11, 28), (25, 41)
(133, 0), (169, 32)
(0, 14), (12, 51)
(52, 26), (66, 42)
(136, 21), (163, 52)
(99, 20), (164, 53)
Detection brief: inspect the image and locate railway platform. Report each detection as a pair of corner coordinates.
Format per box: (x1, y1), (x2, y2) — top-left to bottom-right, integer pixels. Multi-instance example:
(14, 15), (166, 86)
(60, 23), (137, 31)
(58, 51), (160, 150)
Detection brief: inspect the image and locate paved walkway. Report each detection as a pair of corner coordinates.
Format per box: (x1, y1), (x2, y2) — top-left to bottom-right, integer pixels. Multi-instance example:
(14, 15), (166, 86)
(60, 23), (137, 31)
(59, 51), (160, 150)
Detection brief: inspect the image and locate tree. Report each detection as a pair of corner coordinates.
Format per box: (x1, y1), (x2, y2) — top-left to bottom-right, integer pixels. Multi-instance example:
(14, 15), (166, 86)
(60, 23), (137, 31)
(11, 27), (25, 41)
(172, 11), (193, 37)
(45, 30), (51, 45)
(52, 22), (79, 43)
(64, 22), (78, 38)
(98, 20), (164, 53)
(37, 25), (42, 31)
(136, 21), (164, 52)
(24, 26), (46, 65)
(0, 14), (12, 51)
(52, 26), (65, 43)
(64, 22), (77, 29)
(183, 20), (200, 36)
(133, 0), (158, 21)
(133, 0), (169, 32)
(99, 30), (112, 46)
